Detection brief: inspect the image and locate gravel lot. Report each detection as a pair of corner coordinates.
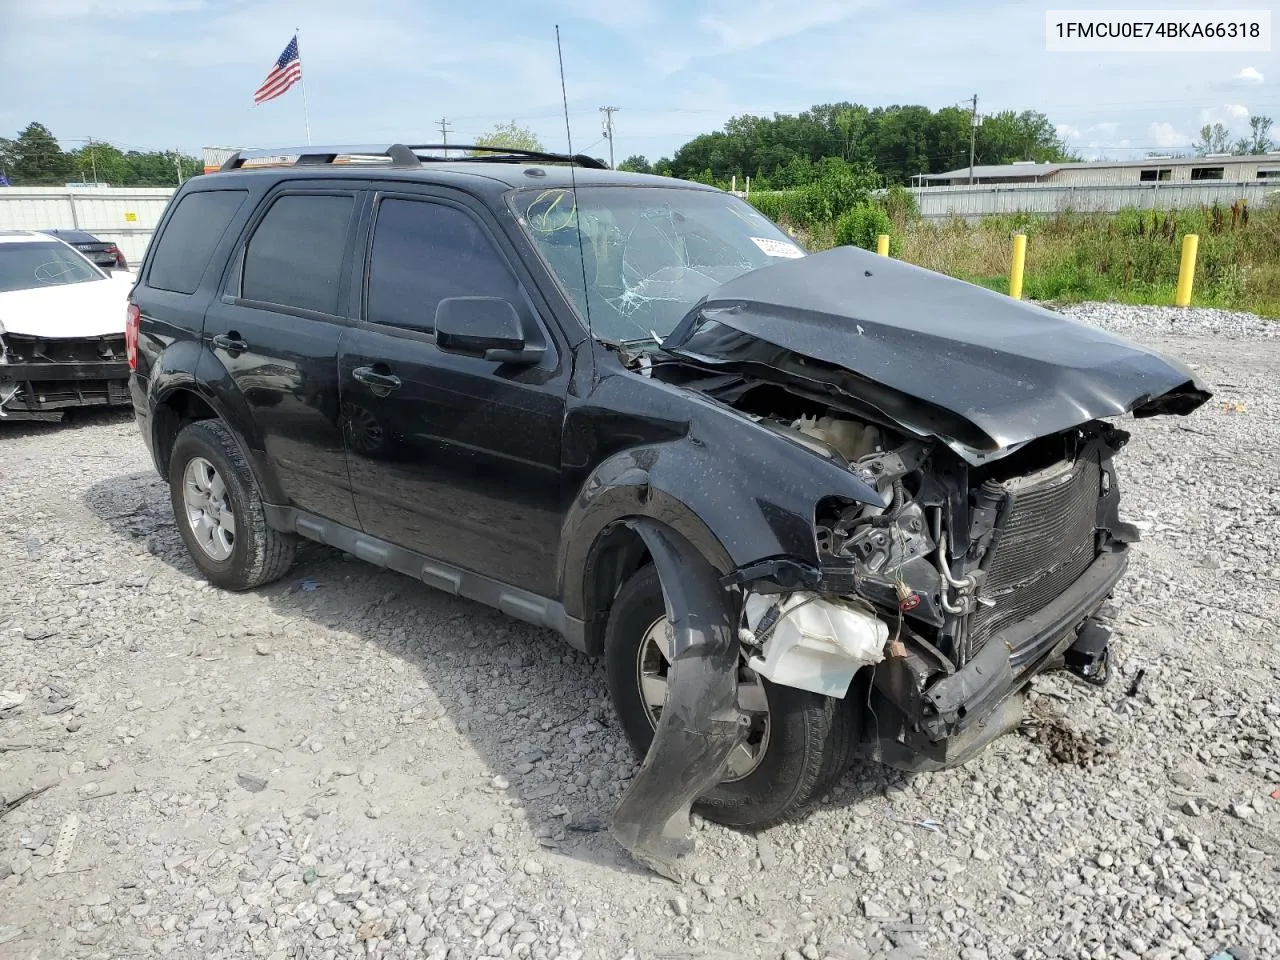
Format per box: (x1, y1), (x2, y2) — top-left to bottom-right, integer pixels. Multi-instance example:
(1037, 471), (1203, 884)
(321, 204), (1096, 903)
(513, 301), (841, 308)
(1, 304), (1277, 960)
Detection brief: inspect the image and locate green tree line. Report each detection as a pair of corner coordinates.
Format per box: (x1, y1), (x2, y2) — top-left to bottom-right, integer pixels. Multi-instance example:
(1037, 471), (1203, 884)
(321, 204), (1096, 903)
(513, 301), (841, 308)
(0, 122), (201, 186)
(618, 103), (1077, 187)
(1192, 116), (1274, 155)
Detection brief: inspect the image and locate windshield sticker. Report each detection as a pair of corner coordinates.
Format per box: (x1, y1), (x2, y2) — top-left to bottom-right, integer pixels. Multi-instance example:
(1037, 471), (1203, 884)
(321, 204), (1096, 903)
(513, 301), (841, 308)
(750, 237), (804, 259)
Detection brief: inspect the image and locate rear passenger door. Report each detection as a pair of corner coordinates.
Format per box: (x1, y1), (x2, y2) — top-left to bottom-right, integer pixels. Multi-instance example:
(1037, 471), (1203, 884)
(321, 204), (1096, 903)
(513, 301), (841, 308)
(200, 185), (362, 528)
(337, 190), (569, 597)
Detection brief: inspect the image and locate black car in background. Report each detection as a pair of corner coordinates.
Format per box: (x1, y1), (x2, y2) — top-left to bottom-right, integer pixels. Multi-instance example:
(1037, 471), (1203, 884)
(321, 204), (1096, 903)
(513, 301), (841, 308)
(38, 229), (128, 271)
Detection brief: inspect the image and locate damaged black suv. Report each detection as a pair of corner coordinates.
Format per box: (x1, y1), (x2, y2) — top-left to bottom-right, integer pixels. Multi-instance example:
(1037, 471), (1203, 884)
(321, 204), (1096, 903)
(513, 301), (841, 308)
(128, 144), (1210, 876)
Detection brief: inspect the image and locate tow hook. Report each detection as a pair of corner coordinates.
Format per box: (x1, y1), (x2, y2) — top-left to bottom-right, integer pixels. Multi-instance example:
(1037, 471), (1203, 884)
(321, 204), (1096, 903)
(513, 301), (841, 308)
(1064, 619), (1111, 686)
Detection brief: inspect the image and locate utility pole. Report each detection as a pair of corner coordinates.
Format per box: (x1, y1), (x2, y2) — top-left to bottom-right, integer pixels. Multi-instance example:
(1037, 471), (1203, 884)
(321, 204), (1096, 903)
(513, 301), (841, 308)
(968, 94), (979, 185)
(87, 137), (99, 185)
(438, 117), (453, 158)
(174, 151), (184, 187)
(599, 106), (619, 169)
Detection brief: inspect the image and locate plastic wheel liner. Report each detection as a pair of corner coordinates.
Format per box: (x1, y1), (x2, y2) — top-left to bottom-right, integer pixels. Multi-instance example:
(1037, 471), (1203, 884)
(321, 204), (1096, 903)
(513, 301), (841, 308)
(610, 520), (747, 880)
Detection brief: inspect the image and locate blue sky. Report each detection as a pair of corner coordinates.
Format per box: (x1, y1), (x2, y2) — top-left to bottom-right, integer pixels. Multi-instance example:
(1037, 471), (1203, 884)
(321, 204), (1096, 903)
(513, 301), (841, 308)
(1, 0), (1276, 168)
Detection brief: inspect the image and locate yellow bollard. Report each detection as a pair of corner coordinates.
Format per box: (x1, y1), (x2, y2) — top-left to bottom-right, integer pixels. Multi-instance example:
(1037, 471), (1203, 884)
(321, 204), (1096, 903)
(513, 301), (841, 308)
(1175, 234), (1199, 307)
(1009, 233), (1027, 300)
(876, 233), (890, 256)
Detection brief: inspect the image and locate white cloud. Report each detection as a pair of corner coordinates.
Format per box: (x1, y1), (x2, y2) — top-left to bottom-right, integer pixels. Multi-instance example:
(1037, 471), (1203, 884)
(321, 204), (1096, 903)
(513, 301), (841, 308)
(555, 0), (657, 28)
(1149, 122), (1191, 149)
(1200, 103), (1252, 132)
(697, 0), (867, 53)
(1232, 66), (1264, 85)
(1089, 122), (1119, 136)
(649, 0), (878, 76)
(11, 0), (202, 17)
(1056, 123), (1081, 140)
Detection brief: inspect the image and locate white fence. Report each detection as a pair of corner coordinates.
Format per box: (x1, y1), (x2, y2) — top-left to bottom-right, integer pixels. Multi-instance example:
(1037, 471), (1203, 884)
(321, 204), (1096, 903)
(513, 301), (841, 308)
(909, 180), (1280, 220)
(0, 186), (176, 264)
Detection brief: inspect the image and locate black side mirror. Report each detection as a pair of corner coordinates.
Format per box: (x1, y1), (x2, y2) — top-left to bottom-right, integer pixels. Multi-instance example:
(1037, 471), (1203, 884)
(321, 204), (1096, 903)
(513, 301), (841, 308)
(434, 297), (544, 365)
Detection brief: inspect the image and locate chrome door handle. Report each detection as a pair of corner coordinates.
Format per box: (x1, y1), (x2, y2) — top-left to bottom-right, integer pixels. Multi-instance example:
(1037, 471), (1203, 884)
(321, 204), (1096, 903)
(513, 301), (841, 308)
(352, 366), (402, 390)
(211, 333), (248, 352)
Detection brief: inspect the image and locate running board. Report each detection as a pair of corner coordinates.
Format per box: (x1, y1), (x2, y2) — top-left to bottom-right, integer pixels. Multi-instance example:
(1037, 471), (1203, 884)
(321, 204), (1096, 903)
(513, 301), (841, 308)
(263, 504), (586, 651)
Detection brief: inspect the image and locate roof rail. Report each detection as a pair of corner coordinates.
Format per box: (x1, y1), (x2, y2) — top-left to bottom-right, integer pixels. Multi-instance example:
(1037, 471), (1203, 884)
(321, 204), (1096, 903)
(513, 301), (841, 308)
(218, 142), (608, 173)
(219, 144), (422, 172)
(405, 144), (608, 169)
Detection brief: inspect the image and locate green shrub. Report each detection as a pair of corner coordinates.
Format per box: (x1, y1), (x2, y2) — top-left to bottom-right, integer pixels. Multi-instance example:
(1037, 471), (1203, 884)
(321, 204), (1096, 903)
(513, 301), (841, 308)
(876, 183), (918, 225)
(745, 158), (879, 230)
(835, 203), (896, 254)
(747, 191), (787, 222)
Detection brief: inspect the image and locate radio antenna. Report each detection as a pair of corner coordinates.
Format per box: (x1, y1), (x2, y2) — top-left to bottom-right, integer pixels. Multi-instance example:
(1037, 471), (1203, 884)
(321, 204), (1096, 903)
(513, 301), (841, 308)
(555, 25), (594, 336)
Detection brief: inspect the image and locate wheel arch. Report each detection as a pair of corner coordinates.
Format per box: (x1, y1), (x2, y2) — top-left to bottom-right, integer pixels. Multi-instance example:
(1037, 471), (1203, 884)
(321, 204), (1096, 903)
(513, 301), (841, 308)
(150, 378), (289, 507)
(561, 453), (737, 657)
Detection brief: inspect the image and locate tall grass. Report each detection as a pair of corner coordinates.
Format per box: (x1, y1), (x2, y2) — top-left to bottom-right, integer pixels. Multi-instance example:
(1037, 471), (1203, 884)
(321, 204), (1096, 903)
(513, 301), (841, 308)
(784, 200), (1280, 318)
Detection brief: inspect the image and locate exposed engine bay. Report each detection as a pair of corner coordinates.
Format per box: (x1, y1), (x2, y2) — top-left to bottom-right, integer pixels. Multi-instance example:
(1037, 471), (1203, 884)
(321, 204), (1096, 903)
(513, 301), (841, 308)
(645, 359), (1139, 765)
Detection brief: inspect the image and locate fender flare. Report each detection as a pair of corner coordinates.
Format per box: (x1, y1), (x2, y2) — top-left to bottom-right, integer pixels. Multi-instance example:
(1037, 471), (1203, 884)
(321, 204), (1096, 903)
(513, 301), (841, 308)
(610, 519), (744, 879)
(148, 344), (289, 506)
(558, 448), (735, 636)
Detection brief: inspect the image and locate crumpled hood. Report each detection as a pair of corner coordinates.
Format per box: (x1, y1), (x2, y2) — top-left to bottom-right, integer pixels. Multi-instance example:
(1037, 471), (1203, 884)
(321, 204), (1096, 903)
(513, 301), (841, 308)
(662, 246), (1211, 461)
(0, 276), (130, 339)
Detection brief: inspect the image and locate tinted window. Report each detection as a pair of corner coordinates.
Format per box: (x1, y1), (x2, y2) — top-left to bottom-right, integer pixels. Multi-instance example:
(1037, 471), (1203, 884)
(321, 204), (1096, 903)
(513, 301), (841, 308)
(366, 199), (522, 332)
(148, 190), (248, 294)
(242, 194), (354, 314)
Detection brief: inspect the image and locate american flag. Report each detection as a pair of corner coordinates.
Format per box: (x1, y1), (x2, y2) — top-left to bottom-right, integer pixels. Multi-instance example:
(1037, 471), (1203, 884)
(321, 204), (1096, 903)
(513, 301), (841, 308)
(254, 36), (303, 105)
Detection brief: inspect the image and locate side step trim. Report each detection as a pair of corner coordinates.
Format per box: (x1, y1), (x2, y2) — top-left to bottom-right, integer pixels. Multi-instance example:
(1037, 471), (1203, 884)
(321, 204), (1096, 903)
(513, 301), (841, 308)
(263, 504), (586, 652)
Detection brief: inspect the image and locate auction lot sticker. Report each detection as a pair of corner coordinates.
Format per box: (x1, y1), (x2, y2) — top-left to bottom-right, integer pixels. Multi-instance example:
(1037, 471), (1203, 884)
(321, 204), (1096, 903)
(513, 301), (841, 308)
(751, 237), (805, 258)
(1046, 10), (1271, 51)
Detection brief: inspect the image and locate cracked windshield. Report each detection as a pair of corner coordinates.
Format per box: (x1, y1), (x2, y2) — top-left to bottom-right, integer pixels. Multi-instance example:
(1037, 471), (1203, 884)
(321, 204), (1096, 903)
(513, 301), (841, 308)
(513, 186), (804, 342)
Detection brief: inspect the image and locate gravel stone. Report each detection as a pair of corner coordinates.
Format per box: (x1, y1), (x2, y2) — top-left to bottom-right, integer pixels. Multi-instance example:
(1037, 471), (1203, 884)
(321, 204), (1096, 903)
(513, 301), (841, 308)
(0, 310), (1277, 959)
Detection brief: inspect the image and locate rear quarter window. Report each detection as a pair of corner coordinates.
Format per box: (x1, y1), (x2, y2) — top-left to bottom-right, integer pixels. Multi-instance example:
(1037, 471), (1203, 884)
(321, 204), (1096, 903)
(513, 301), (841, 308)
(147, 190), (249, 295)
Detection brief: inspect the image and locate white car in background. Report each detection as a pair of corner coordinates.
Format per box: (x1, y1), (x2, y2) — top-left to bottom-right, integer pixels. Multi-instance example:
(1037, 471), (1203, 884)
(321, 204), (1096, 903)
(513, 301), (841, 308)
(0, 230), (134, 420)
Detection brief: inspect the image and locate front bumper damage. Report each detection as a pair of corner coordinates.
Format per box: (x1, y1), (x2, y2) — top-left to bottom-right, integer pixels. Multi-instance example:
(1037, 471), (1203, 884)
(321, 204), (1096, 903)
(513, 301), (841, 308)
(610, 536), (1128, 877)
(866, 547), (1127, 772)
(0, 333), (130, 418)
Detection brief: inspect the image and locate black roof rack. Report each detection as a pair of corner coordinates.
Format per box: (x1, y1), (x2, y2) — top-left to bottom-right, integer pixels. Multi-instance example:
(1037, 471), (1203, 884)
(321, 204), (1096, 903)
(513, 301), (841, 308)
(219, 143), (607, 173)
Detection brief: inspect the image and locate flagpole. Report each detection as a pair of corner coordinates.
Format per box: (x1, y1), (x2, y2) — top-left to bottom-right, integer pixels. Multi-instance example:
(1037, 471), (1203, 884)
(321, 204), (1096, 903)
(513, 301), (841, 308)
(297, 27), (312, 145)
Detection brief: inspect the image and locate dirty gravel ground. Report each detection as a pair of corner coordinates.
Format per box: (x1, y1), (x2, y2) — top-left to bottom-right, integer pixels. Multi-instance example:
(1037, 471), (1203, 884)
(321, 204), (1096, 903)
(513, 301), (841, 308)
(1, 313), (1278, 960)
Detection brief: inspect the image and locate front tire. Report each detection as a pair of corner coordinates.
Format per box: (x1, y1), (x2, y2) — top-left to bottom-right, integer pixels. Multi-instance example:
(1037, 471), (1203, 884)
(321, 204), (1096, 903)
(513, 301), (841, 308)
(168, 419), (295, 591)
(604, 564), (856, 829)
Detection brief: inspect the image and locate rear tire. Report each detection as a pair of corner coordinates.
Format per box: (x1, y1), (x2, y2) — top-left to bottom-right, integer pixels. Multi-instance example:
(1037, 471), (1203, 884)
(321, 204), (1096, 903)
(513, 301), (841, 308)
(604, 564), (855, 829)
(168, 419), (295, 591)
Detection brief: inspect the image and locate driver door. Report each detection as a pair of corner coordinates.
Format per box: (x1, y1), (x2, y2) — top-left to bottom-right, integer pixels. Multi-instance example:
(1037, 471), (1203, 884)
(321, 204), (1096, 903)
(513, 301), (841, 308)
(337, 190), (569, 597)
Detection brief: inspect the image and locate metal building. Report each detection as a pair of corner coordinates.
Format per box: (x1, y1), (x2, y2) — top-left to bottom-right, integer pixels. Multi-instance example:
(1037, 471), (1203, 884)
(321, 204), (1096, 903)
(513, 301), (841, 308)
(917, 154), (1280, 187)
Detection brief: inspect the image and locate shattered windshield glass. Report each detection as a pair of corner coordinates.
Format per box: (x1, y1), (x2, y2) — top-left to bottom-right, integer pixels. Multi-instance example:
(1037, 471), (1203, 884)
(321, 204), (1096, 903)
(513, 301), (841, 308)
(511, 186), (804, 343)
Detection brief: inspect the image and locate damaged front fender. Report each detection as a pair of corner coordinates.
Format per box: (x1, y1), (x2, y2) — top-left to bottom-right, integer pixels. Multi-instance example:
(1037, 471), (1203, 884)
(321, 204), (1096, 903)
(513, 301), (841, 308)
(611, 520), (746, 880)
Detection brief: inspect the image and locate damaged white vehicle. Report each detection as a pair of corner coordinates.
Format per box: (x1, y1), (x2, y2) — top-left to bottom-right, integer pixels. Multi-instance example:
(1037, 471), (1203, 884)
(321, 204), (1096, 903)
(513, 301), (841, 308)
(0, 230), (133, 420)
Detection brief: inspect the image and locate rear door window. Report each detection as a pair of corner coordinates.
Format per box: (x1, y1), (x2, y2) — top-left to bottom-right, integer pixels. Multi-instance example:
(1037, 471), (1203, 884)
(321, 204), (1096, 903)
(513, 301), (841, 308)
(148, 190), (248, 294)
(241, 194), (354, 315)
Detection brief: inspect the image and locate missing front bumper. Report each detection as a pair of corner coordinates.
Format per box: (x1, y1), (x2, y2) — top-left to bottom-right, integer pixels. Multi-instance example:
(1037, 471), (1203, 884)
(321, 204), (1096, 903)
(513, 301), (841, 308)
(867, 547), (1128, 773)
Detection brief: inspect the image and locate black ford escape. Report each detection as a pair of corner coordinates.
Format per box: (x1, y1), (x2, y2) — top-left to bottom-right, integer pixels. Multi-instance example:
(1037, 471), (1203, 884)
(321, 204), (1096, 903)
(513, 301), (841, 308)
(128, 144), (1209, 877)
